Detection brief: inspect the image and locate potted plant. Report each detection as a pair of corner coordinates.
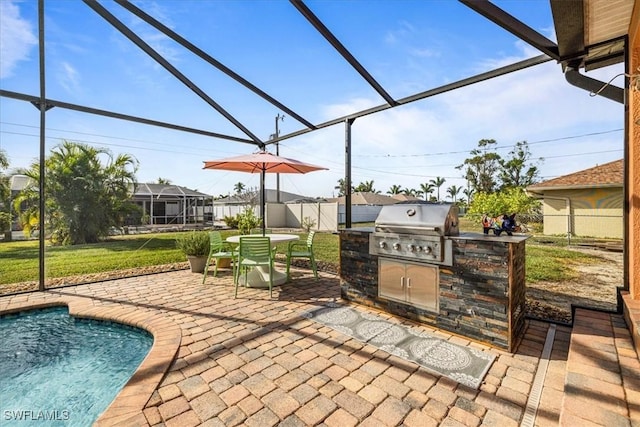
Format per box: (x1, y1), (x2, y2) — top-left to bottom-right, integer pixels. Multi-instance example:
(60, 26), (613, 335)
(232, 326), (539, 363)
(176, 231), (210, 273)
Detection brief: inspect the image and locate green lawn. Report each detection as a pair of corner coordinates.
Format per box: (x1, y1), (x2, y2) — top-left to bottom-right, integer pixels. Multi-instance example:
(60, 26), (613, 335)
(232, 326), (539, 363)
(0, 228), (604, 287)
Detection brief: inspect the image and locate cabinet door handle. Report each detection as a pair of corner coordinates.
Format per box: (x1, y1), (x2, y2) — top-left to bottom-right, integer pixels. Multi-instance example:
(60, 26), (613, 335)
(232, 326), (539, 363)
(400, 276), (405, 289)
(406, 277), (411, 288)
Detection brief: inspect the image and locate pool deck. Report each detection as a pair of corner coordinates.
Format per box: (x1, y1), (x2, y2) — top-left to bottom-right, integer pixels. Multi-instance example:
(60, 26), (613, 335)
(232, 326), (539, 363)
(0, 265), (638, 427)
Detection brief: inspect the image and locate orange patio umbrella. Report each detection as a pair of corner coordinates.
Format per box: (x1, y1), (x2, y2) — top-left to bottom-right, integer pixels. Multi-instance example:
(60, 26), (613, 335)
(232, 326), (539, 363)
(203, 150), (327, 234)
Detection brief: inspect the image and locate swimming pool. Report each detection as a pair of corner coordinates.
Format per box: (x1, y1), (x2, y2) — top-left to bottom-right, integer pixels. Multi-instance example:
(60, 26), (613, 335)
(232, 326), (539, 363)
(0, 306), (153, 426)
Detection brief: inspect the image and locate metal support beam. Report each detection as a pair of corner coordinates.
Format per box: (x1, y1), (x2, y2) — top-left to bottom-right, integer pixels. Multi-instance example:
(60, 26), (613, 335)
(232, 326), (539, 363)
(344, 118), (355, 229)
(270, 54), (553, 144)
(459, 0), (560, 59)
(1, 90), (255, 145)
(291, 0), (398, 107)
(82, 0), (264, 146)
(37, 0), (46, 292)
(114, 0), (316, 131)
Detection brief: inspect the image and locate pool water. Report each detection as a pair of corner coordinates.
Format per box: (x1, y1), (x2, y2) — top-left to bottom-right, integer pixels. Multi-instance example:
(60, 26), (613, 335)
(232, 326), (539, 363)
(0, 307), (153, 426)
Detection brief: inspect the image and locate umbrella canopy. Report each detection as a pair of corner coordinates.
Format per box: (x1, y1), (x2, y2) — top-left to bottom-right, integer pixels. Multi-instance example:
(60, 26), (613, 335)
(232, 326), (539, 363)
(203, 150), (327, 234)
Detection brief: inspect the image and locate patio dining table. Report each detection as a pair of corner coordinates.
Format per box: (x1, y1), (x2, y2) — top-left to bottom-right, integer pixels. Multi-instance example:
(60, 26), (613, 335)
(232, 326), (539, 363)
(226, 233), (299, 288)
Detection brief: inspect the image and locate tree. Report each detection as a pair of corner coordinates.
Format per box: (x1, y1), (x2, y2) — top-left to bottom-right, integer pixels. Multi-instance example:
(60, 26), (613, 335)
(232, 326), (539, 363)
(402, 187), (417, 197)
(498, 141), (542, 189)
(419, 182), (434, 201)
(335, 178), (351, 196)
(0, 149), (9, 207)
(429, 177), (446, 201)
(467, 187), (540, 220)
(157, 177), (172, 184)
(387, 184), (402, 195)
(234, 182), (246, 194)
(463, 187), (475, 203)
(0, 149), (10, 234)
(14, 141), (138, 245)
(354, 180), (378, 193)
(446, 185), (461, 202)
(456, 139), (501, 193)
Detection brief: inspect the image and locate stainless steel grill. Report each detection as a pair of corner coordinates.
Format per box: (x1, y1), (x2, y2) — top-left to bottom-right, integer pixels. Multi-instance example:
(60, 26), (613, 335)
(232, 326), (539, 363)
(369, 202), (459, 266)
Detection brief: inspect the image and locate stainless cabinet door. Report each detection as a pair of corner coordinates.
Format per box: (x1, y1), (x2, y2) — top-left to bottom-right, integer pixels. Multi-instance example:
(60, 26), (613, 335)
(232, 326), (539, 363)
(378, 259), (406, 302)
(406, 263), (439, 312)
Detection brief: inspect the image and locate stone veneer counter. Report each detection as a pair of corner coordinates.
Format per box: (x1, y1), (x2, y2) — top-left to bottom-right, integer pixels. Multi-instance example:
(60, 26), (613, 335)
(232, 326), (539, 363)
(339, 228), (528, 351)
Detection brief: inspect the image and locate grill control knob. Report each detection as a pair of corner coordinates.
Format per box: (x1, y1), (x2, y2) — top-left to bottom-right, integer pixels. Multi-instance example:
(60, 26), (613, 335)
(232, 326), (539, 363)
(378, 241), (387, 249)
(392, 243), (401, 250)
(424, 246), (432, 254)
(407, 244), (416, 252)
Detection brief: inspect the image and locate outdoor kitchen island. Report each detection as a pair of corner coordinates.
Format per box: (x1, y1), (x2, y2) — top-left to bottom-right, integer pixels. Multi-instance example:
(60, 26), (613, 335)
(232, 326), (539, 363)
(339, 226), (529, 352)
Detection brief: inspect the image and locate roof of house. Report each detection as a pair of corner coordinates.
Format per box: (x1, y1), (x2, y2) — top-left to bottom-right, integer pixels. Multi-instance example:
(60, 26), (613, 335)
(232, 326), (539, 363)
(213, 189), (306, 204)
(326, 192), (400, 206)
(391, 194), (423, 202)
(133, 183), (211, 198)
(527, 159), (623, 192)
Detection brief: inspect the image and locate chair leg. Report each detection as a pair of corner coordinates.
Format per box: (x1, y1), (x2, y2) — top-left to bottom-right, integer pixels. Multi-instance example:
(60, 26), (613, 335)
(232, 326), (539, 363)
(213, 257), (219, 277)
(234, 265), (243, 298)
(285, 253), (291, 281)
(310, 254), (318, 279)
(202, 254), (212, 284)
(269, 261), (273, 298)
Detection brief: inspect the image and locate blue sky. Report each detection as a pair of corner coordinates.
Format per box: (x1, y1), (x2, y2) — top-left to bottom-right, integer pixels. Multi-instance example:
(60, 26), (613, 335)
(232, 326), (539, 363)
(0, 0), (625, 199)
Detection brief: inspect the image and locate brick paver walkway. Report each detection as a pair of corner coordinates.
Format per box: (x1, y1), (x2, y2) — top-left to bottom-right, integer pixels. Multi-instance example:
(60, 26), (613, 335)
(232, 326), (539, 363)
(0, 265), (636, 426)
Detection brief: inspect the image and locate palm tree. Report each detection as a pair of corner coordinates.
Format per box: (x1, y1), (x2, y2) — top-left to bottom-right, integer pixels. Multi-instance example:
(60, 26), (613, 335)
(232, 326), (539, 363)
(234, 182), (246, 194)
(419, 182), (434, 201)
(14, 140), (138, 244)
(0, 149), (9, 205)
(387, 184), (402, 195)
(157, 177), (172, 184)
(335, 178), (350, 196)
(446, 185), (462, 202)
(463, 187), (475, 204)
(354, 180), (378, 193)
(429, 177), (446, 201)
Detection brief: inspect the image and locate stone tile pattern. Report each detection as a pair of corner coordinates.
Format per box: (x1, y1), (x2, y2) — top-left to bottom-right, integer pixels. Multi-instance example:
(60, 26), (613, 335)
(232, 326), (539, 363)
(559, 308), (640, 427)
(0, 266), (550, 426)
(340, 229), (527, 350)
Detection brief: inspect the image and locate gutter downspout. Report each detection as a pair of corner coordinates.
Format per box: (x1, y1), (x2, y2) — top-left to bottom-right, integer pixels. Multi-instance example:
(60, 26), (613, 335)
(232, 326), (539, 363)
(526, 191), (573, 245)
(565, 67), (624, 104)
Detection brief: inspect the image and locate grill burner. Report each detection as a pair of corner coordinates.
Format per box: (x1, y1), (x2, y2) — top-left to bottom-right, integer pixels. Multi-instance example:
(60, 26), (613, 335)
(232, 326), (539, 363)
(369, 202), (459, 266)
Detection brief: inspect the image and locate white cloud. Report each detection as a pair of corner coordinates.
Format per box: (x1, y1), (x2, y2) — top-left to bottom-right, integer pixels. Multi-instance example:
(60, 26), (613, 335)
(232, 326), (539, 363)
(57, 61), (81, 94)
(0, 0), (37, 79)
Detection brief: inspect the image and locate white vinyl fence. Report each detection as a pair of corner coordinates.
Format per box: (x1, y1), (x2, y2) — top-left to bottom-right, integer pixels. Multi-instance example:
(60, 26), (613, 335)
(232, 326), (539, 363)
(211, 202), (384, 231)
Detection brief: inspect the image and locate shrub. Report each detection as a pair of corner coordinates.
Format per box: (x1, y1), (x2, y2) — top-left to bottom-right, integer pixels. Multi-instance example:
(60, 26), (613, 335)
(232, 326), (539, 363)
(175, 231), (210, 257)
(236, 209), (260, 235)
(0, 212), (11, 232)
(301, 216), (316, 232)
(223, 215), (239, 229)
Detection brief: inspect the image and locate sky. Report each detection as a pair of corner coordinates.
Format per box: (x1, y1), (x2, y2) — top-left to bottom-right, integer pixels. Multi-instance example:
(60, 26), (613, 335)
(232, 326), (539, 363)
(0, 0), (626, 200)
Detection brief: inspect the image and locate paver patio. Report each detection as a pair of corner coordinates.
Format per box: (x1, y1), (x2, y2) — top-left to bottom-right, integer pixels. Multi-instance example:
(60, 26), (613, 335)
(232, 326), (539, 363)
(0, 264), (637, 426)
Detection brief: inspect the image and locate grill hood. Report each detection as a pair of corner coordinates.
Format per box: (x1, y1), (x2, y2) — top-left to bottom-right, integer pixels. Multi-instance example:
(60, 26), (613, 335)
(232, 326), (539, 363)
(374, 202), (459, 236)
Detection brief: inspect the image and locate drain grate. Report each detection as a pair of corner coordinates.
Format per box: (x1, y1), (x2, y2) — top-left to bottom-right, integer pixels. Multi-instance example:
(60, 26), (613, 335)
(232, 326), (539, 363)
(520, 324), (556, 427)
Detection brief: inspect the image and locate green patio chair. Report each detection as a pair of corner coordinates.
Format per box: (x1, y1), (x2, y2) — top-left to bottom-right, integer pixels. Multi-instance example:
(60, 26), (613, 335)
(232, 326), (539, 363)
(202, 231), (236, 284)
(285, 230), (318, 281)
(235, 236), (275, 298)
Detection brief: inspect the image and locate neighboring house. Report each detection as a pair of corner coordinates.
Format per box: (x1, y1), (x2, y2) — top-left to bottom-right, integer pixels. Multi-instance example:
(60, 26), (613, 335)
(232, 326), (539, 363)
(326, 192), (401, 206)
(212, 189), (308, 220)
(391, 194), (424, 203)
(526, 160), (623, 239)
(326, 192), (413, 223)
(130, 183), (212, 226)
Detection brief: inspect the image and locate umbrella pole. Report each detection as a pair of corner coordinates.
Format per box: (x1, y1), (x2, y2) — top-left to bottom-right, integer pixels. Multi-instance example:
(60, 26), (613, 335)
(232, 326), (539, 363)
(261, 168), (266, 236)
